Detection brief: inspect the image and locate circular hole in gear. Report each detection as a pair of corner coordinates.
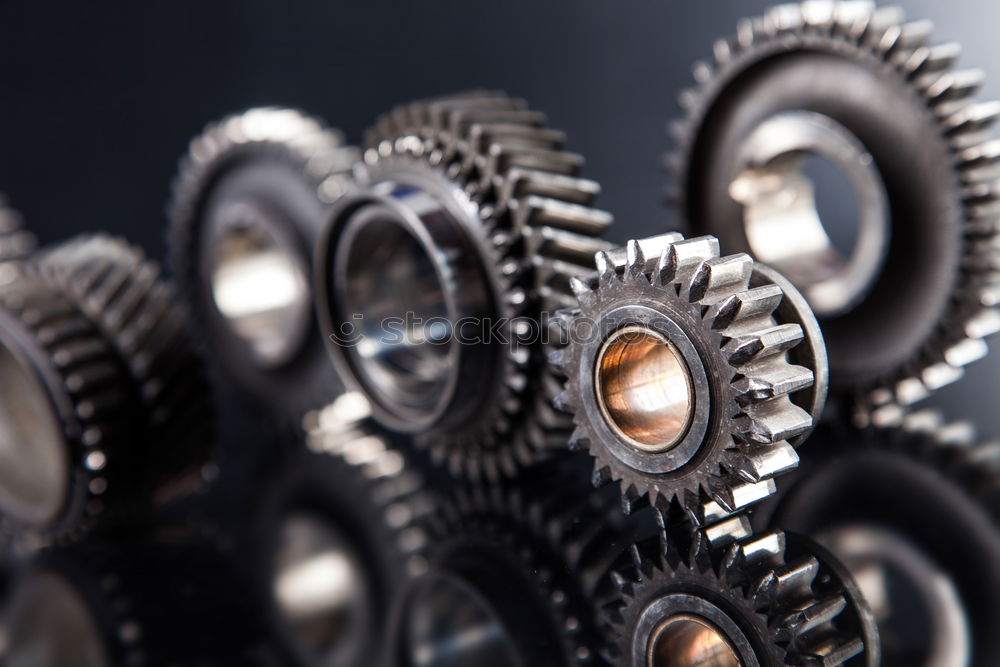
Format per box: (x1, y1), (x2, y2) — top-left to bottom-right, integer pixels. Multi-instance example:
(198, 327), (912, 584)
(646, 614), (742, 667)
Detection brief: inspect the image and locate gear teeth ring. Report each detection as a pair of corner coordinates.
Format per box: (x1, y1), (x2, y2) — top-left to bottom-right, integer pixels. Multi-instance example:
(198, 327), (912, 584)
(552, 232), (818, 530)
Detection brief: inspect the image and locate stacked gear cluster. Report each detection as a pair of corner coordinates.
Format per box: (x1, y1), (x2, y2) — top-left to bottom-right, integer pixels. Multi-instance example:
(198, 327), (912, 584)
(0, 3), (997, 666)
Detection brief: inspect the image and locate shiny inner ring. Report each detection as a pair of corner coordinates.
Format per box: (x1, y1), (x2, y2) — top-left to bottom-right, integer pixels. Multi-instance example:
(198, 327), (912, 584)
(4, 570), (109, 667)
(730, 111), (890, 317)
(209, 209), (311, 368)
(595, 326), (695, 453)
(0, 338), (69, 525)
(338, 214), (454, 417)
(401, 574), (516, 667)
(647, 614), (741, 667)
(274, 514), (368, 661)
(820, 524), (969, 666)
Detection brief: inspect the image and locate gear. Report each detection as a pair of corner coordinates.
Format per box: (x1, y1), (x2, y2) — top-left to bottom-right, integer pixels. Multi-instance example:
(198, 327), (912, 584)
(0, 265), (138, 545)
(0, 196), (35, 263)
(760, 411), (1000, 666)
(668, 2), (1000, 418)
(316, 91), (613, 480)
(387, 476), (638, 666)
(168, 107), (358, 429)
(551, 232), (817, 528)
(602, 529), (877, 666)
(36, 234), (218, 510)
(238, 391), (433, 667)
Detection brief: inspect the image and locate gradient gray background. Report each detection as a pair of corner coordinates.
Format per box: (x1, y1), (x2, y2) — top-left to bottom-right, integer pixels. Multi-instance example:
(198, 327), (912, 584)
(0, 0), (994, 434)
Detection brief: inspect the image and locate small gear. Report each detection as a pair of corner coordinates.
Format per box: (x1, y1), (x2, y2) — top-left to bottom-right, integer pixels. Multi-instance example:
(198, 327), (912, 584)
(168, 107), (358, 429)
(668, 2), (1000, 417)
(551, 232), (818, 527)
(760, 411), (1000, 666)
(0, 197), (36, 263)
(316, 90), (613, 480)
(238, 392), (433, 667)
(0, 265), (138, 545)
(601, 529), (877, 666)
(387, 476), (638, 666)
(36, 234), (218, 510)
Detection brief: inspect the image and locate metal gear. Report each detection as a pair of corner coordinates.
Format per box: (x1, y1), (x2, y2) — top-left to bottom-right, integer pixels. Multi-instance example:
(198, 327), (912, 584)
(239, 391), (433, 667)
(550, 232), (818, 527)
(760, 411), (1000, 666)
(0, 265), (137, 545)
(316, 91), (613, 480)
(36, 234), (218, 509)
(168, 107), (358, 428)
(387, 476), (637, 666)
(601, 529), (877, 666)
(0, 197), (35, 263)
(667, 1), (1000, 420)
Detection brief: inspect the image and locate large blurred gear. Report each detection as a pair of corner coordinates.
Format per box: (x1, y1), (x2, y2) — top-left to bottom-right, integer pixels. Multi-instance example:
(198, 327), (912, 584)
(551, 232), (819, 526)
(759, 412), (1000, 666)
(0, 197), (36, 263)
(36, 234), (217, 510)
(387, 477), (637, 666)
(316, 90), (613, 479)
(602, 530), (878, 666)
(668, 1), (1000, 419)
(0, 266), (137, 545)
(242, 392), (431, 667)
(168, 107), (358, 427)
(0, 530), (269, 666)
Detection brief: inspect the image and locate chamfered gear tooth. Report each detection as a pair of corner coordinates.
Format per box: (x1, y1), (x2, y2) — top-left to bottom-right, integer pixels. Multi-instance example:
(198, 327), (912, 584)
(669, 2), (1000, 421)
(321, 91), (611, 481)
(554, 232), (820, 529)
(599, 529), (875, 666)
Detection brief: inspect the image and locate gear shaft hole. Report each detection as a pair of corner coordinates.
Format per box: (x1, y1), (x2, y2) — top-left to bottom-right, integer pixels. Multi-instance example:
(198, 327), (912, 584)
(647, 614), (741, 667)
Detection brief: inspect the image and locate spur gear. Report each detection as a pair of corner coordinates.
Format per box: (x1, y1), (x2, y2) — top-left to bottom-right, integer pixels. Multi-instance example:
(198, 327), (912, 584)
(36, 234), (217, 510)
(668, 1), (1000, 417)
(0, 197), (35, 263)
(240, 392), (432, 667)
(601, 530), (877, 666)
(168, 107), (358, 427)
(387, 477), (637, 666)
(759, 412), (1000, 666)
(551, 232), (819, 527)
(315, 90), (613, 480)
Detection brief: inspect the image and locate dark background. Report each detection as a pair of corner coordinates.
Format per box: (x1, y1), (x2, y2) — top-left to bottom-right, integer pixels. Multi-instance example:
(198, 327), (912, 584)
(0, 0), (996, 434)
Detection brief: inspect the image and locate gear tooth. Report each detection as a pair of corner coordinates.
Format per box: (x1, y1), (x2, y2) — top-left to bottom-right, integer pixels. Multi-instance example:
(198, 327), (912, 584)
(878, 18), (932, 58)
(765, 3), (804, 34)
(859, 5), (906, 45)
(703, 515), (752, 549)
(945, 100), (1000, 137)
(725, 323), (804, 365)
(710, 284), (783, 331)
(738, 530), (786, 569)
(594, 250), (617, 285)
(568, 427), (591, 453)
(921, 360), (964, 391)
(732, 441), (800, 483)
(943, 336), (989, 369)
(711, 478), (777, 515)
(797, 635), (865, 666)
(620, 484), (647, 514)
(663, 235), (720, 286)
(688, 253), (753, 304)
(923, 68), (985, 105)
(734, 362), (814, 405)
(712, 38), (732, 65)
(776, 594), (848, 641)
(903, 41), (961, 77)
(741, 399), (813, 445)
(625, 239), (646, 278)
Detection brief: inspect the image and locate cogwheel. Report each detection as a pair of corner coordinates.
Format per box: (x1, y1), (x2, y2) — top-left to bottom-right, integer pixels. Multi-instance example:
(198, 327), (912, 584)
(168, 107), (359, 429)
(762, 411), (1000, 665)
(550, 232), (818, 528)
(387, 476), (638, 666)
(0, 265), (139, 545)
(0, 196), (36, 263)
(235, 391), (433, 667)
(601, 529), (877, 666)
(667, 1), (1000, 418)
(316, 90), (613, 480)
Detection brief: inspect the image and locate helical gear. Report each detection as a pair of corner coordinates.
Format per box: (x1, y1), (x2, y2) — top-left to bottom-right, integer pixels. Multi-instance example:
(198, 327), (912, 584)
(551, 232), (817, 528)
(667, 1), (1000, 420)
(602, 530), (876, 666)
(328, 90), (613, 480)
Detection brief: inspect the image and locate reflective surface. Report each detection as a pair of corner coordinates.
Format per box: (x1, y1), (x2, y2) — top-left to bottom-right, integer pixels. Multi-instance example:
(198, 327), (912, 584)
(402, 574), (516, 667)
(209, 206), (312, 368)
(647, 614), (741, 667)
(596, 326), (695, 452)
(0, 338), (69, 525)
(821, 525), (969, 667)
(730, 111), (889, 317)
(274, 514), (369, 664)
(4, 571), (109, 667)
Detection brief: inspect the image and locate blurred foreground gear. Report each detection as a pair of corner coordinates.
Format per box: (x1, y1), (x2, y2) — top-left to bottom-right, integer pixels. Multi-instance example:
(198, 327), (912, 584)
(602, 530), (878, 666)
(168, 107), (358, 428)
(316, 90), (613, 479)
(239, 392), (431, 667)
(551, 233), (820, 527)
(668, 1), (1000, 418)
(0, 197), (36, 263)
(387, 477), (640, 666)
(759, 412), (1000, 666)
